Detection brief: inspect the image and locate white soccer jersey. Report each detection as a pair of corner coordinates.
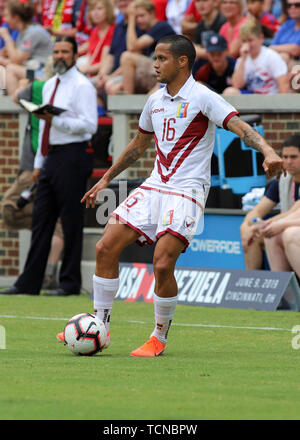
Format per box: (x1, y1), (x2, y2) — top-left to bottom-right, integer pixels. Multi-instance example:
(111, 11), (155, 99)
(138, 75), (238, 195)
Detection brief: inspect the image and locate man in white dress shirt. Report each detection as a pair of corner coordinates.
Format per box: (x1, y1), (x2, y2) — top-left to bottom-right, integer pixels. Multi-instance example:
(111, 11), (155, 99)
(58, 34), (284, 355)
(1, 36), (98, 297)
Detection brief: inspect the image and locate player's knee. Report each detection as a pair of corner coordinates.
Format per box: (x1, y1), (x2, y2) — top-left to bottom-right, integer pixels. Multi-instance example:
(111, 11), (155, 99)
(153, 256), (173, 279)
(120, 51), (132, 65)
(282, 227), (300, 248)
(95, 239), (114, 263)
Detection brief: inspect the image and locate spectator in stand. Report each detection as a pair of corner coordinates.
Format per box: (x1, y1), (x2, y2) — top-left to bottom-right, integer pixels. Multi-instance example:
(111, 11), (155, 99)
(181, 0), (202, 39)
(116, 0), (175, 94)
(0, 1), (53, 96)
(75, 0), (94, 53)
(166, 0), (192, 34)
(246, 0), (279, 38)
(240, 134), (300, 270)
(264, 0), (287, 22)
(32, 0), (43, 24)
(223, 19), (289, 94)
(42, 0), (81, 40)
(193, 0), (226, 63)
(270, 0), (300, 69)
(95, 0), (144, 96)
(0, 0), (19, 54)
(219, 0), (248, 58)
(194, 32), (236, 93)
(73, 0), (86, 24)
(258, 200), (300, 280)
(152, 0), (168, 20)
(77, 0), (116, 77)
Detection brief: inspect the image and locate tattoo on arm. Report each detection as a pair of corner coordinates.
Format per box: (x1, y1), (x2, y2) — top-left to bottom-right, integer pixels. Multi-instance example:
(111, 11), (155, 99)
(109, 146), (141, 180)
(242, 126), (263, 152)
(106, 132), (152, 181)
(227, 116), (264, 153)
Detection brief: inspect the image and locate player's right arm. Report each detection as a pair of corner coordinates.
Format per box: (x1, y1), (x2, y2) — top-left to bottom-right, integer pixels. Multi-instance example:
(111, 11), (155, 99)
(227, 116), (285, 179)
(81, 131), (153, 208)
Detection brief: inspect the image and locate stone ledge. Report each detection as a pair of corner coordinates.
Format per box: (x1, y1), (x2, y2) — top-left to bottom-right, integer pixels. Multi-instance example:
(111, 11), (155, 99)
(108, 93), (300, 114)
(0, 95), (25, 113)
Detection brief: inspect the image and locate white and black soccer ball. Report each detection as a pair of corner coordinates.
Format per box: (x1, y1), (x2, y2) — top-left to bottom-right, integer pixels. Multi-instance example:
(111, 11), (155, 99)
(64, 313), (107, 356)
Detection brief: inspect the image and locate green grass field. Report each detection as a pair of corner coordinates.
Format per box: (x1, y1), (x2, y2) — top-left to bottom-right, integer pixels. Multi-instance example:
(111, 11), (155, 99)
(1, 293), (300, 420)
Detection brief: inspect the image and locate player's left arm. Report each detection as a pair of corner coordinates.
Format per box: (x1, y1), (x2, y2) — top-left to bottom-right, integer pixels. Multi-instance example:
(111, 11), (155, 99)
(227, 115), (286, 179)
(81, 131), (153, 208)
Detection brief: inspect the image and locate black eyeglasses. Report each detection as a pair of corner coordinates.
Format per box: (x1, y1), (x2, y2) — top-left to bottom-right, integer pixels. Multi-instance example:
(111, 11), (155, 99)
(287, 2), (300, 7)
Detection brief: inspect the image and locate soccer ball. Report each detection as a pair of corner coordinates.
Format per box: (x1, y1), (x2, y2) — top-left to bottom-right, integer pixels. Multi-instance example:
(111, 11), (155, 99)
(64, 313), (107, 356)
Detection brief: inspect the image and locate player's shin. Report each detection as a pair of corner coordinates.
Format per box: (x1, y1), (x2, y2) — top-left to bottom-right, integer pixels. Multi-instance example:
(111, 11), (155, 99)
(150, 293), (178, 345)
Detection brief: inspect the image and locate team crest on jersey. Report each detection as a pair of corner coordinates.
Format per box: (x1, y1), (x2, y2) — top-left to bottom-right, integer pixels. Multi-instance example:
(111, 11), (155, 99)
(176, 102), (189, 118)
(162, 210), (174, 226)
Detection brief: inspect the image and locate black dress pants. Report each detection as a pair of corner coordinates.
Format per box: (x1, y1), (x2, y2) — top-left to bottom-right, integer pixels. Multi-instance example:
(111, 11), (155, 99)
(15, 142), (94, 294)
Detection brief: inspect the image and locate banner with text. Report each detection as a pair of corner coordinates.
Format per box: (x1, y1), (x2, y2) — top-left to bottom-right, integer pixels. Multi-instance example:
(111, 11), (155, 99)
(116, 263), (300, 311)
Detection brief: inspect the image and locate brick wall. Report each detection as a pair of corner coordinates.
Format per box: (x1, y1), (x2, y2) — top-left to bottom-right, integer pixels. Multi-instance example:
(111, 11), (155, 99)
(0, 113), (20, 277)
(127, 112), (300, 180)
(262, 113), (300, 151)
(128, 114), (156, 179)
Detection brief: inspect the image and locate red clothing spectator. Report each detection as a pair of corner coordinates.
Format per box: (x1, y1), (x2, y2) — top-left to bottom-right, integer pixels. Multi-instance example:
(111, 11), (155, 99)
(181, 0), (202, 39)
(185, 0), (202, 21)
(152, 0), (168, 20)
(219, 16), (248, 57)
(77, 0), (116, 77)
(42, 0), (74, 30)
(219, 16), (248, 46)
(260, 11), (279, 34)
(88, 24), (115, 65)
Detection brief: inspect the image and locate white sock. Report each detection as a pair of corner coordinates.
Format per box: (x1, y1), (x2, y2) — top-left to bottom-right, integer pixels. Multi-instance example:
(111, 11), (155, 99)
(150, 293), (178, 345)
(93, 275), (119, 334)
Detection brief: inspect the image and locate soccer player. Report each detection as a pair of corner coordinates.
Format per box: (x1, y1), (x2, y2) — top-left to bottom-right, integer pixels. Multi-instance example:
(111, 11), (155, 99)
(57, 34), (284, 356)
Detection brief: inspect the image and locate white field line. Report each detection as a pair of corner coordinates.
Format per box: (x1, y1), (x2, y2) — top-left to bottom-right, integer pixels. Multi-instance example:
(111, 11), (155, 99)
(0, 314), (292, 332)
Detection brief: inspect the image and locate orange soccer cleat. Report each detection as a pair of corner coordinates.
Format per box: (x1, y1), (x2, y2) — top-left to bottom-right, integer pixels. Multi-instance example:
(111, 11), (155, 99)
(130, 336), (166, 357)
(56, 331), (65, 343)
(56, 330), (110, 350)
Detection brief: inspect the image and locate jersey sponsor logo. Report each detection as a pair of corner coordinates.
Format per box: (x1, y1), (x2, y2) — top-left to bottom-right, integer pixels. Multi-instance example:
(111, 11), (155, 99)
(176, 102), (189, 118)
(151, 108), (164, 114)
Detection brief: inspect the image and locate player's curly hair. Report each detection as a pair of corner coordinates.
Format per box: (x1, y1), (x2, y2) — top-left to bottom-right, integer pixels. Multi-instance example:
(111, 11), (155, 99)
(158, 35), (196, 71)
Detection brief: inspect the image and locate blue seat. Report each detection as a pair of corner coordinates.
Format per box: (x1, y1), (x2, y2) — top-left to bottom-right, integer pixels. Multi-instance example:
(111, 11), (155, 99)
(211, 125), (266, 194)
